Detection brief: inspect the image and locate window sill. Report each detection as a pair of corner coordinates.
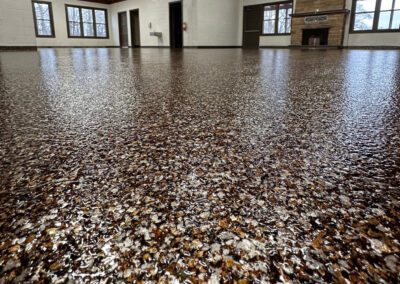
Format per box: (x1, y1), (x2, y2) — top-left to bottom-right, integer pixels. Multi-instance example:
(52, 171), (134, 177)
(349, 30), (400, 34)
(67, 36), (110, 39)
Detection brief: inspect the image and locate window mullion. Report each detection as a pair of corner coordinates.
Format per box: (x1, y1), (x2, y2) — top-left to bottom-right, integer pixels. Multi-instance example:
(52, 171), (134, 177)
(93, 9), (97, 38)
(51, 5), (54, 35)
(79, 7), (84, 38)
(66, 7), (70, 37)
(275, 5), (279, 34)
(389, 0), (396, 29)
(373, 0), (381, 31)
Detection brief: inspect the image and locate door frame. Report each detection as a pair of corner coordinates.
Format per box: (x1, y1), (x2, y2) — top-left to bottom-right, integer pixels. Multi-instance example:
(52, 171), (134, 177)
(169, 0), (183, 48)
(130, 9), (140, 47)
(118, 11), (128, 47)
(242, 5), (262, 48)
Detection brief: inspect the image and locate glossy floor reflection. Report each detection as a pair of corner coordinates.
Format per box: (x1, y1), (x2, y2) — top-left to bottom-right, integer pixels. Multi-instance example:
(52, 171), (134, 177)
(0, 48), (399, 282)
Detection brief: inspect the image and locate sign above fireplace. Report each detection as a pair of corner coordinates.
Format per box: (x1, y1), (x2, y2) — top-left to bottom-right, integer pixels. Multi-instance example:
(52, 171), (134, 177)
(304, 15), (328, 25)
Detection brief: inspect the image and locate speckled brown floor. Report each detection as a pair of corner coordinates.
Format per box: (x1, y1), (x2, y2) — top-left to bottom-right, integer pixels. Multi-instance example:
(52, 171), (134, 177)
(0, 48), (399, 283)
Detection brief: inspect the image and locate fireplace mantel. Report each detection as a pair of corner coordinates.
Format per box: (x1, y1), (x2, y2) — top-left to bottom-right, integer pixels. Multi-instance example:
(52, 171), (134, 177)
(291, 9), (349, 18)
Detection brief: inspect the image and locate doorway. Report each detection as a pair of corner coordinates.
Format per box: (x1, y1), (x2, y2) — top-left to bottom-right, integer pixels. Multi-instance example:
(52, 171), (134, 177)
(243, 5), (262, 48)
(169, 1), (183, 48)
(118, 11), (129, 47)
(130, 9), (140, 47)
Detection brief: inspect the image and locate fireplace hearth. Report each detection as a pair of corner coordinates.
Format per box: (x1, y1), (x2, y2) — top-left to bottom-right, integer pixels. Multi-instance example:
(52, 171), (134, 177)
(302, 28), (329, 46)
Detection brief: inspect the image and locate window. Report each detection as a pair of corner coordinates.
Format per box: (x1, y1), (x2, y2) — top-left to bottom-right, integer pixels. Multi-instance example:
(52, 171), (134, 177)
(263, 2), (293, 35)
(351, 0), (400, 32)
(32, 1), (55, 37)
(378, 0), (400, 29)
(66, 5), (109, 38)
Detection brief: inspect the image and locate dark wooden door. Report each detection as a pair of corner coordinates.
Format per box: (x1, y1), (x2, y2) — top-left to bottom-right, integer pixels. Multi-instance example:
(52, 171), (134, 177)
(130, 9), (140, 47)
(169, 1), (183, 48)
(243, 5), (262, 48)
(118, 12), (128, 47)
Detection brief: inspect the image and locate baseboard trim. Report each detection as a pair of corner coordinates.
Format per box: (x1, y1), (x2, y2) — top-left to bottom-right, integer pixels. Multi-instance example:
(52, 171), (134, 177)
(290, 45), (343, 49)
(259, 46), (291, 49)
(38, 46), (169, 49)
(116, 46), (243, 49)
(343, 46), (400, 50)
(38, 46), (119, 48)
(258, 45), (400, 50)
(184, 46), (242, 49)
(4, 45), (397, 51)
(138, 46), (170, 48)
(260, 45), (341, 49)
(0, 46), (37, 51)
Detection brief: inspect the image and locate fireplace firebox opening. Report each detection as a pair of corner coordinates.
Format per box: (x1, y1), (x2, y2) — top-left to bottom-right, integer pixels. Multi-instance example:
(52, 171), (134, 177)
(302, 28), (330, 46)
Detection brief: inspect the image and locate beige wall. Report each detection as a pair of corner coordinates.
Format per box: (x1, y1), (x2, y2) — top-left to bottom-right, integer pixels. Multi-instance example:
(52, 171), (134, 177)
(110, 0), (172, 47)
(0, 0), (36, 47)
(260, 35), (291, 46)
(110, 0), (241, 47)
(347, 33), (400, 46)
(194, 0), (241, 47)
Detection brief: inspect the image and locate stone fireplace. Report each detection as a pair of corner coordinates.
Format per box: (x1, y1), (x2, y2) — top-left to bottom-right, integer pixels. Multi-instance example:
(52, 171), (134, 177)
(291, 0), (349, 47)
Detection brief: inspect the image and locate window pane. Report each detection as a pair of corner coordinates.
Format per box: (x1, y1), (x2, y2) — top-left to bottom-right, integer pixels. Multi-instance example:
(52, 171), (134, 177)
(395, 0), (400, 9)
(95, 10), (106, 24)
(354, 12), (375, 30)
(279, 8), (287, 19)
(82, 8), (93, 23)
(278, 18), (287, 33)
(263, 20), (275, 34)
(83, 23), (94, 37)
(378, 11), (392, 28)
(286, 19), (291, 33)
(356, 0), (377, 12)
(68, 7), (81, 22)
(69, 22), (81, 36)
(96, 24), (107, 37)
(279, 3), (292, 15)
(37, 20), (52, 36)
(380, 0), (394, 10)
(264, 5), (276, 20)
(392, 10), (400, 28)
(34, 3), (50, 20)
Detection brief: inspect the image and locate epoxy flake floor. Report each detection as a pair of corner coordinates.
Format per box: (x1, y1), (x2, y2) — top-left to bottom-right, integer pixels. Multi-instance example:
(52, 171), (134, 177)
(0, 48), (399, 283)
